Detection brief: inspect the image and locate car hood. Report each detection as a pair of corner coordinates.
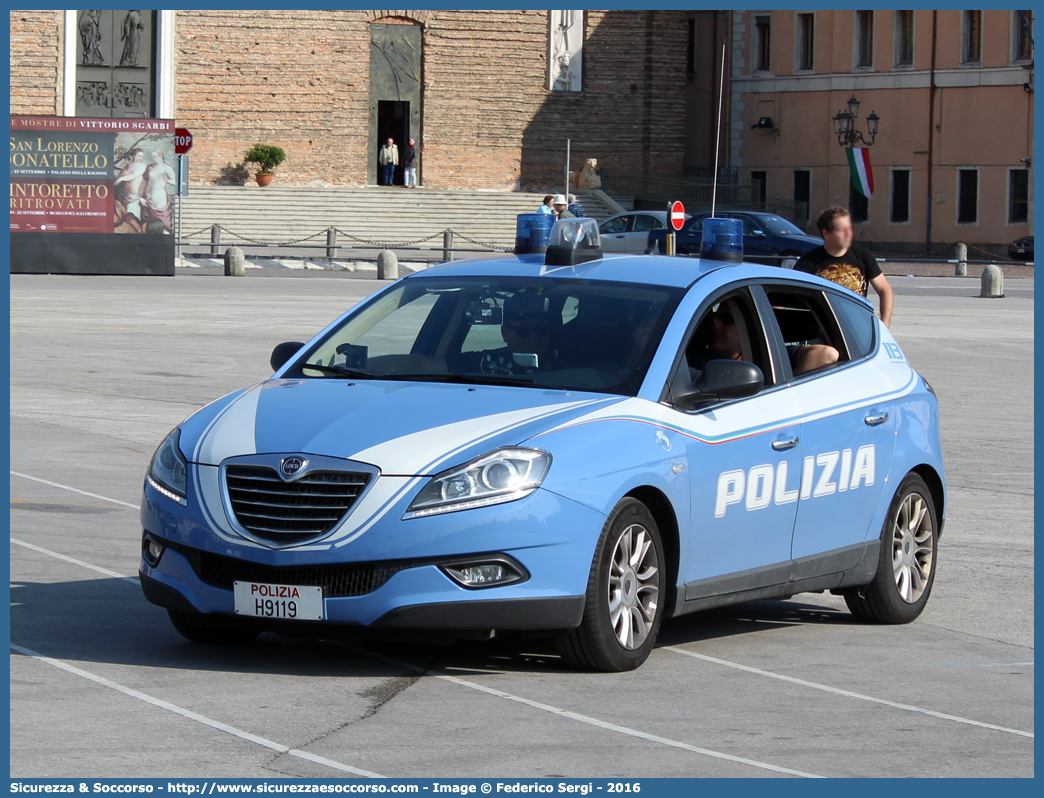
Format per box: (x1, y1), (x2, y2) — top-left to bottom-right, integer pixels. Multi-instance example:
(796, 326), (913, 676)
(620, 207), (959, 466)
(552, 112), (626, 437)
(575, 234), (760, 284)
(179, 378), (622, 476)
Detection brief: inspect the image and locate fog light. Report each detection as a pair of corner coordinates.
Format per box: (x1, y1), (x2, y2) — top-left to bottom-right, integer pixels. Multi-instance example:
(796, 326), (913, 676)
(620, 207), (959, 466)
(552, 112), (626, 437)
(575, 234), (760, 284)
(142, 535), (165, 567)
(442, 558), (527, 589)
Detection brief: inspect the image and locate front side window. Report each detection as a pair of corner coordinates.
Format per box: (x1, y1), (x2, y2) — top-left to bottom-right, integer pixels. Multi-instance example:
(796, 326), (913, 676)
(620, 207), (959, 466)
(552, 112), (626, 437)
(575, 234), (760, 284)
(289, 277), (683, 396)
(764, 287), (848, 379)
(600, 216), (630, 234)
(682, 289), (773, 389)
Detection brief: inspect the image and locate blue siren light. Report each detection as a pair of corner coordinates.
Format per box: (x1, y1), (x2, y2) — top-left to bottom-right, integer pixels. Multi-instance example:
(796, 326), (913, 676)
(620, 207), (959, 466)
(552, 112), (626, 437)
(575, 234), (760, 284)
(700, 217), (744, 263)
(514, 213), (556, 255)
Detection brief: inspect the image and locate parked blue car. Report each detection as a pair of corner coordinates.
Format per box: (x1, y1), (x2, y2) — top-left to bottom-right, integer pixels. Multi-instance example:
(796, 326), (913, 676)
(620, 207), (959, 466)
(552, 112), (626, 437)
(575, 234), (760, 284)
(140, 219), (945, 671)
(647, 211), (823, 268)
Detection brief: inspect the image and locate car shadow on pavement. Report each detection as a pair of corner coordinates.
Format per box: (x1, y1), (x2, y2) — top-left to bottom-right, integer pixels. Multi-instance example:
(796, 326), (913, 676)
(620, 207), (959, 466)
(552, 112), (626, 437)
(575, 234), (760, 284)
(11, 577), (855, 678)
(10, 577), (409, 678)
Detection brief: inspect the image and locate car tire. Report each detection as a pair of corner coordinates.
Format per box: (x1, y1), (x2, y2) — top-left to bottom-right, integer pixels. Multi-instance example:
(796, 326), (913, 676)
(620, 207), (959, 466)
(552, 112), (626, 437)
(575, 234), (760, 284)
(167, 609), (261, 645)
(558, 498), (665, 672)
(780, 251), (800, 269)
(844, 473), (938, 624)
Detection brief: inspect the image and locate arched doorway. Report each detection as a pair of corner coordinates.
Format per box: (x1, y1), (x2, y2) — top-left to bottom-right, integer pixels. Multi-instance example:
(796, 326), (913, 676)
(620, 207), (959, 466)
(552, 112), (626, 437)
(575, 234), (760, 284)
(369, 19), (423, 186)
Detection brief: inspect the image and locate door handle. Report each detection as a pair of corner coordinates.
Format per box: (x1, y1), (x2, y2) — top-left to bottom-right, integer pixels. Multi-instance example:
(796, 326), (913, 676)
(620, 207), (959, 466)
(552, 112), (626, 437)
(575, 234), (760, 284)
(864, 413), (889, 427)
(771, 436), (800, 451)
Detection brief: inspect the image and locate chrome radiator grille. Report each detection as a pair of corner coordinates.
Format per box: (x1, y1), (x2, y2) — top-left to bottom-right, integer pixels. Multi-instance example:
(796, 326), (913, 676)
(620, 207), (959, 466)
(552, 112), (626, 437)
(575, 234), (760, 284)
(225, 465), (371, 545)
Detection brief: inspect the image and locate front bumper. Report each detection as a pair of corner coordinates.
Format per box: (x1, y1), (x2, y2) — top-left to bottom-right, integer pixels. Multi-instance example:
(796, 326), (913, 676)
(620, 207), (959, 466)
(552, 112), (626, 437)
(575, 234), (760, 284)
(139, 479), (603, 632)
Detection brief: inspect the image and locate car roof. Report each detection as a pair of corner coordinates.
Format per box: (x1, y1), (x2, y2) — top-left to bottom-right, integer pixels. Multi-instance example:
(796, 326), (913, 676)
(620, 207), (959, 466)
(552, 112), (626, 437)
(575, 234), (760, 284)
(605, 210), (669, 219)
(691, 210), (781, 220)
(405, 252), (843, 291)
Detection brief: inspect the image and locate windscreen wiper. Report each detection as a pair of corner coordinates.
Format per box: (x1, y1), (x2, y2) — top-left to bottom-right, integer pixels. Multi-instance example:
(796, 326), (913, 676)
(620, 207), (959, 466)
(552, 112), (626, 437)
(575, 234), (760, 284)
(382, 373), (536, 387)
(300, 363), (374, 378)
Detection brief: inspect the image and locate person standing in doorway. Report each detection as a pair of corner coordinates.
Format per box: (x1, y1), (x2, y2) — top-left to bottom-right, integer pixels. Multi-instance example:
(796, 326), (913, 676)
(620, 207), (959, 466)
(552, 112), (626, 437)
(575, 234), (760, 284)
(795, 206), (893, 326)
(403, 138), (418, 188)
(379, 138), (398, 186)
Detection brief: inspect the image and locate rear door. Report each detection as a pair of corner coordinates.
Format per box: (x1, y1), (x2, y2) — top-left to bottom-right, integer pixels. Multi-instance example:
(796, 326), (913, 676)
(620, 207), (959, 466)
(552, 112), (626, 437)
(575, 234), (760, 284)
(665, 285), (803, 596)
(758, 283), (897, 573)
(627, 213), (665, 252)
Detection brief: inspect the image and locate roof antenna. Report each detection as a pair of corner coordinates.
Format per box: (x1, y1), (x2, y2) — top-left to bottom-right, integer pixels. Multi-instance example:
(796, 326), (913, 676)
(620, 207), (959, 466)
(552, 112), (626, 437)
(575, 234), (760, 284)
(710, 38), (726, 219)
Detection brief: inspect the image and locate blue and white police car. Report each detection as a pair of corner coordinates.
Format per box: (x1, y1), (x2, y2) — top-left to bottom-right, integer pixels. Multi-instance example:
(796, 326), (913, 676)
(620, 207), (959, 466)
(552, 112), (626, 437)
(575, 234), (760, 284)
(140, 218), (945, 671)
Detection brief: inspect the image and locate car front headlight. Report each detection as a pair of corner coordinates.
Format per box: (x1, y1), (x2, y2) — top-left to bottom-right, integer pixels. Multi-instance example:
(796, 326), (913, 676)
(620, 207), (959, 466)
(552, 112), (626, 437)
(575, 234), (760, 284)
(404, 447), (551, 519)
(146, 429), (188, 505)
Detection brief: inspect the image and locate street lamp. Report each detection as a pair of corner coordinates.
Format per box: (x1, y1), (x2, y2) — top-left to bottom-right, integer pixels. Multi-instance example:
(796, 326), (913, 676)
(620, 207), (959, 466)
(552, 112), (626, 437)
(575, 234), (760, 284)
(832, 94), (879, 147)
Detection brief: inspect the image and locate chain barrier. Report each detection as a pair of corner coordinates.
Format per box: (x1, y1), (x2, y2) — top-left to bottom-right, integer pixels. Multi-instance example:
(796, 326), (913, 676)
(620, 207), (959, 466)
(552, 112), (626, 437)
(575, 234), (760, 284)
(179, 226), (214, 240)
(332, 228), (449, 248)
(452, 231), (509, 251)
(178, 224), (510, 251)
(964, 241), (1030, 264)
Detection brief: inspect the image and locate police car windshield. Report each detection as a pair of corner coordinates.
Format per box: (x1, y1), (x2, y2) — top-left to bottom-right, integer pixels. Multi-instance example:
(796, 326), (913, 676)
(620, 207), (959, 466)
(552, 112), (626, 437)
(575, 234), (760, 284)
(289, 276), (684, 396)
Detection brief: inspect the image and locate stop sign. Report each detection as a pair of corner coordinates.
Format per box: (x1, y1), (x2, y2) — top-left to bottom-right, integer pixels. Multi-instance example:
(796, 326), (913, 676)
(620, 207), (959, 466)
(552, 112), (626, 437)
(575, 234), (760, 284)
(174, 127), (193, 154)
(669, 200), (686, 231)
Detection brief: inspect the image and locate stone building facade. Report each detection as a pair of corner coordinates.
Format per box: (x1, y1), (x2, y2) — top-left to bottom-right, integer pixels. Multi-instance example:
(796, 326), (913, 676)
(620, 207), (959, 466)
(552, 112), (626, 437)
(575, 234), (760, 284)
(10, 9), (693, 191)
(729, 9), (1034, 250)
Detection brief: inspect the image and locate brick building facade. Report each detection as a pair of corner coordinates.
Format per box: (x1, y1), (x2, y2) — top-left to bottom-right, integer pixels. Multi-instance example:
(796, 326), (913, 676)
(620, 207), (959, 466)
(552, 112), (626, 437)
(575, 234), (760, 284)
(10, 9), (692, 191)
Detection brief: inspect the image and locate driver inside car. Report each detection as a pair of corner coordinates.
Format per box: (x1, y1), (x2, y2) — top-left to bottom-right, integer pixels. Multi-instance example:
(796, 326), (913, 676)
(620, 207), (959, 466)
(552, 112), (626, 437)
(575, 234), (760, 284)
(688, 301), (838, 384)
(480, 292), (559, 376)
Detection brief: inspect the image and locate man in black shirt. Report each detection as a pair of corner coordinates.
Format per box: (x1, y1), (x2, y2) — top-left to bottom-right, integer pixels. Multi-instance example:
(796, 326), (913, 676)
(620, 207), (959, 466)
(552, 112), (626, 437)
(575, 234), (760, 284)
(795, 206), (893, 327)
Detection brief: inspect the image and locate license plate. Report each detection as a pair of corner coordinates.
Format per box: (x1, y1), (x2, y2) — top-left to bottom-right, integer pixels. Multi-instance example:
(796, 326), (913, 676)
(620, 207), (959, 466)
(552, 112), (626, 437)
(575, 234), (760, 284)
(233, 581), (324, 620)
(1017, 248), (1025, 253)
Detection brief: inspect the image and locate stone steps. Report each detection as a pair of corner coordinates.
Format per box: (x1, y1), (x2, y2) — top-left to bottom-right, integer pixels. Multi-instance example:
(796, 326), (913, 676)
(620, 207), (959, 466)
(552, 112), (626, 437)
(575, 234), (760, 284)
(176, 187), (614, 250)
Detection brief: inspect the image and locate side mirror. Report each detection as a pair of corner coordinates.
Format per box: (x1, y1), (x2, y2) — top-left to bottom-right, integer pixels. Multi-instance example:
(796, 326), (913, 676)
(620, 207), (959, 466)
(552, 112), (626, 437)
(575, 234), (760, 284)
(671, 359), (764, 409)
(271, 341), (305, 372)
(752, 229), (766, 236)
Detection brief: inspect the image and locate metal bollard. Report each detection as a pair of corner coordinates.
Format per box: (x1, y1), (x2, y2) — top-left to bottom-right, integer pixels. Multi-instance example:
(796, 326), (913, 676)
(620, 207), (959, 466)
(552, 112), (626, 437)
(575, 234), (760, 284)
(377, 249), (399, 280)
(980, 264), (1004, 298)
(326, 227), (337, 259)
(443, 230), (454, 263)
(224, 246), (246, 277)
(955, 242), (968, 277)
(210, 225), (221, 257)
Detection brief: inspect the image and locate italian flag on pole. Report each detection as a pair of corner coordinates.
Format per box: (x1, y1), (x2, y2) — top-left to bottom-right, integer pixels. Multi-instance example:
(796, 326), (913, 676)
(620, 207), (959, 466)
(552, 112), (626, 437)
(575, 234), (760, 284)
(847, 147), (874, 198)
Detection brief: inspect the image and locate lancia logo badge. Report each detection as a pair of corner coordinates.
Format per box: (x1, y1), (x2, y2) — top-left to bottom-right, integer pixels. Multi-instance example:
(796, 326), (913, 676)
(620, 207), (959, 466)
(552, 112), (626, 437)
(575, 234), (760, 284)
(279, 456), (306, 479)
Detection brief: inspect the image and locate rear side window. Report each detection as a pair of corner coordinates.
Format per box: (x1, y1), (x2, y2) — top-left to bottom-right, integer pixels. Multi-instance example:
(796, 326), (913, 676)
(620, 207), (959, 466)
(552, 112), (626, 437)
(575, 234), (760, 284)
(829, 293), (876, 359)
(763, 286), (849, 378)
(632, 214), (664, 232)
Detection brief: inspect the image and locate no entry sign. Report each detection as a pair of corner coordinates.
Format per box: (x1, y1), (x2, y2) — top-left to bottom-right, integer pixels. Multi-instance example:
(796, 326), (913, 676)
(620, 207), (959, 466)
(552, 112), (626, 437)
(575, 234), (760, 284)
(174, 128), (193, 154)
(669, 200), (686, 231)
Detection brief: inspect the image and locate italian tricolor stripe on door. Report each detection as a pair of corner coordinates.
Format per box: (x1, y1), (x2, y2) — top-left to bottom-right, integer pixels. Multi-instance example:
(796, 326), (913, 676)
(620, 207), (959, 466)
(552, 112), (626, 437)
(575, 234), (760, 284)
(847, 147), (874, 198)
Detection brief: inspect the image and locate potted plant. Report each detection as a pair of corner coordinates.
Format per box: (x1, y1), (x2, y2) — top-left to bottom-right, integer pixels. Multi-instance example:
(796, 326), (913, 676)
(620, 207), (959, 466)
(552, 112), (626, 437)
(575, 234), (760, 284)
(243, 143), (286, 187)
